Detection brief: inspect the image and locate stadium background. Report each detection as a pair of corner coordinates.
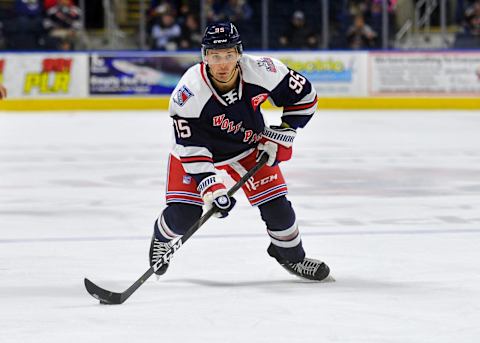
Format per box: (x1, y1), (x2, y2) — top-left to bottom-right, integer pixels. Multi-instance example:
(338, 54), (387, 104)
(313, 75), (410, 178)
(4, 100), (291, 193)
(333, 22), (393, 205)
(0, 0), (479, 110)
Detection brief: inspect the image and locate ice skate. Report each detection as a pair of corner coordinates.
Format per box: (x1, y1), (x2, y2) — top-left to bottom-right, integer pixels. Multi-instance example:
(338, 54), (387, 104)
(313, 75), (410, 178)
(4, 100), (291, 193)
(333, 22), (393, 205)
(267, 244), (334, 282)
(149, 235), (171, 276)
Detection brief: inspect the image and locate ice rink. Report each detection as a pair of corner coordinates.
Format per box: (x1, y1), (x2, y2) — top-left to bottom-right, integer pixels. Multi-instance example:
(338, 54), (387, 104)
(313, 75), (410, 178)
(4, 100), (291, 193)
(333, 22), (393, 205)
(1, 109), (479, 343)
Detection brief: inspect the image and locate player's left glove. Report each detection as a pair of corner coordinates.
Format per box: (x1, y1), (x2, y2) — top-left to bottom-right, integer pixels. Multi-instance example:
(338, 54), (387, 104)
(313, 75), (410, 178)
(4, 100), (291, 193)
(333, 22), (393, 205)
(197, 174), (236, 218)
(256, 125), (297, 167)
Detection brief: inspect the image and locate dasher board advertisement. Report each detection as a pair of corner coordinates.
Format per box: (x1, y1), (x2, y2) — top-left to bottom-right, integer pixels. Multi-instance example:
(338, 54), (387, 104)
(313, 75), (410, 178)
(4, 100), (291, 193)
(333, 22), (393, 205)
(269, 51), (368, 97)
(89, 53), (201, 95)
(369, 51), (480, 97)
(0, 53), (88, 98)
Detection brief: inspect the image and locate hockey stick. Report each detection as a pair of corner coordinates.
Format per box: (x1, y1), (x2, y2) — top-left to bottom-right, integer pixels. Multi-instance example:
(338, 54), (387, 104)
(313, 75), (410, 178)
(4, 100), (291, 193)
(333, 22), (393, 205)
(84, 154), (269, 305)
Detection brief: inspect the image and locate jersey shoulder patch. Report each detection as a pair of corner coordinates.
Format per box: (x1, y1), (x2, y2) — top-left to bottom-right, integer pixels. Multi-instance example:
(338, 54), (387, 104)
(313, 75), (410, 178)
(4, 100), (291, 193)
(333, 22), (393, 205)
(240, 54), (289, 91)
(172, 85), (194, 107)
(169, 64), (212, 119)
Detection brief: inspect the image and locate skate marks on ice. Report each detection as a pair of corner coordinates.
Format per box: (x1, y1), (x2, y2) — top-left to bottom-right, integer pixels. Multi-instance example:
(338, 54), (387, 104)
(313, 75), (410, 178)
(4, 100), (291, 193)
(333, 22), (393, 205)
(1, 111), (480, 343)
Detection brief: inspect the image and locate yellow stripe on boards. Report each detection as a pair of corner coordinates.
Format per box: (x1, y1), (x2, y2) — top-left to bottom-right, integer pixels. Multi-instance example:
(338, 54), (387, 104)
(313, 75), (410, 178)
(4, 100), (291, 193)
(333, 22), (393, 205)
(1, 97), (479, 111)
(314, 97), (480, 110)
(0, 98), (171, 111)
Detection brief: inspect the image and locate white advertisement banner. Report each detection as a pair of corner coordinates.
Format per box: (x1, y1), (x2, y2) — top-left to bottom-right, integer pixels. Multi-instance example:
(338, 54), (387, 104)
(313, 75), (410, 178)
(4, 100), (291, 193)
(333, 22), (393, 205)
(4, 51), (479, 100)
(0, 53), (88, 98)
(369, 51), (480, 97)
(269, 51), (368, 97)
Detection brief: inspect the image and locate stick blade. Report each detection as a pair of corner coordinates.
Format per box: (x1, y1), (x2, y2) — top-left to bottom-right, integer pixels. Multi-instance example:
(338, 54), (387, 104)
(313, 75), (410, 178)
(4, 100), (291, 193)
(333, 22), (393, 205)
(84, 278), (124, 305)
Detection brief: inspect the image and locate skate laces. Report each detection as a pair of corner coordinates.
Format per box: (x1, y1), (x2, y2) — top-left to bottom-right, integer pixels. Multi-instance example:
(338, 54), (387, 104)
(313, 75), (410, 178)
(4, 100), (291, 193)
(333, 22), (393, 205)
(288, 258), (321, 277)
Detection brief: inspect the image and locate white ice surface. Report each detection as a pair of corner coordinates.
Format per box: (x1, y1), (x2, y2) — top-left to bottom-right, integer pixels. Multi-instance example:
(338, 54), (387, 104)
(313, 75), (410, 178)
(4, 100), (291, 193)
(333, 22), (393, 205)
(0, 109), (479, 343)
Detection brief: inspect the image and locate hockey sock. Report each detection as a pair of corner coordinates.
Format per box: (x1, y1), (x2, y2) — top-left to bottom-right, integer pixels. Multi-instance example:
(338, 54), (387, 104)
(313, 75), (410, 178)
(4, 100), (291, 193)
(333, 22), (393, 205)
(258, 196), (305, 263)
(154, 203), (203, 242)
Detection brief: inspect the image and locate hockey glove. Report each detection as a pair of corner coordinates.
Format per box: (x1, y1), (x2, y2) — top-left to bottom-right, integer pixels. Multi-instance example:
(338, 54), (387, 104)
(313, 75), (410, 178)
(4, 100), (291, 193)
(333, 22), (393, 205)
(197, 175), (236, 218)
(257, 125), (297, 167)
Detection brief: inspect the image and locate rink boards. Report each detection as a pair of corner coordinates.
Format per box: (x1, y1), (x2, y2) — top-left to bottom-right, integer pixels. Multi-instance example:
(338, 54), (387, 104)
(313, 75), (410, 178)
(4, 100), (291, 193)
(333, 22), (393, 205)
(1, 50), (480, 110)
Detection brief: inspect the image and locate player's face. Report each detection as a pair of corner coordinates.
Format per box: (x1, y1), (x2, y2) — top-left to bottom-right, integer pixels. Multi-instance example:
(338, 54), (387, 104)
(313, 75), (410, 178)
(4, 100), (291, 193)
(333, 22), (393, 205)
(206, 48), (239, 82)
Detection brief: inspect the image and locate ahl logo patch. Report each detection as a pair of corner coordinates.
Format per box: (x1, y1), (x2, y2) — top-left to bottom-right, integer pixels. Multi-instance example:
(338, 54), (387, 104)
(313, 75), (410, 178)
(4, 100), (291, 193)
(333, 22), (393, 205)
(173, 85), (193, 106)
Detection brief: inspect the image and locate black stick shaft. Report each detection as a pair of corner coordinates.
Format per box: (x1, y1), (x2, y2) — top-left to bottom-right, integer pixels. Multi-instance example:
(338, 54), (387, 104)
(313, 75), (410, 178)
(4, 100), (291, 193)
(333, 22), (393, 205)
(84, 154), (268, 304)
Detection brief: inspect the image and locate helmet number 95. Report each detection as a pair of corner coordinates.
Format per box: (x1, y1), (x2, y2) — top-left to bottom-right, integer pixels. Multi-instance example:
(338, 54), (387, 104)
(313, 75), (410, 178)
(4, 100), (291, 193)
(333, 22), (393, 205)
(173, 119), (192, 138)
(288, 70), (306, 94)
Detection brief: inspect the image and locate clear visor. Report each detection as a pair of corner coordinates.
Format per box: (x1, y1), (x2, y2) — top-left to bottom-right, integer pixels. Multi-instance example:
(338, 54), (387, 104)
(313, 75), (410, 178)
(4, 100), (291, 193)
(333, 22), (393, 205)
(204, 50), (241, 65)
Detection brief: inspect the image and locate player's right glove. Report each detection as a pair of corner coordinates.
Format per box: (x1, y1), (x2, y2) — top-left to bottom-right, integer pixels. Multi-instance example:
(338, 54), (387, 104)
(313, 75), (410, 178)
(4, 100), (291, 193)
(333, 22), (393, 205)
(197, 175), (236, 218)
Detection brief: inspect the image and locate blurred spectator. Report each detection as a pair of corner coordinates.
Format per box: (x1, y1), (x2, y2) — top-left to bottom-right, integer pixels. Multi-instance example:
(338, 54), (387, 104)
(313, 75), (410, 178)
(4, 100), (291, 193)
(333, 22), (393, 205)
(346, 14), (377, 49)
(369, 0), (383, 34)
(175, 0), (200, 25)
(221, 0), (253, 40)
(149, 0), (175, 16)
(44, 0), (57, 10)
(177, 13), (201, 50)
(278, 10), (318, 49)
(0, 21), (4, 50)
(149, 0), (175, 10)
(204, 0), (225, 23)
(43, 0), (82, 50)
(348, 0), (370, 17)
(0, 6), (6, 49)
(150, 10), (181, 50)
(222, 0), (253, 23)
(464, 0), (480, 35)
(369, 0), (397, 48)
(2, 0), (45, 50)
(15, 0), (43, 16)
(147, 1), (173, 34)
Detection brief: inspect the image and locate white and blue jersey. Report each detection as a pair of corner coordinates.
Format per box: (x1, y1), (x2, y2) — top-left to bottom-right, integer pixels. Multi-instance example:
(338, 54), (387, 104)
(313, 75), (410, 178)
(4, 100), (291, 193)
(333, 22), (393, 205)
(168, 54), (318, 177)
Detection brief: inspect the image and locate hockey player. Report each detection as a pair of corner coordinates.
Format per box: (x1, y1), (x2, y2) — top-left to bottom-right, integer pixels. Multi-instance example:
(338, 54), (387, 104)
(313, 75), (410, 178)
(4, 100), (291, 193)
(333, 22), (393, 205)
(149, 22), (331, 281)
(0, 84), (6, 99)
